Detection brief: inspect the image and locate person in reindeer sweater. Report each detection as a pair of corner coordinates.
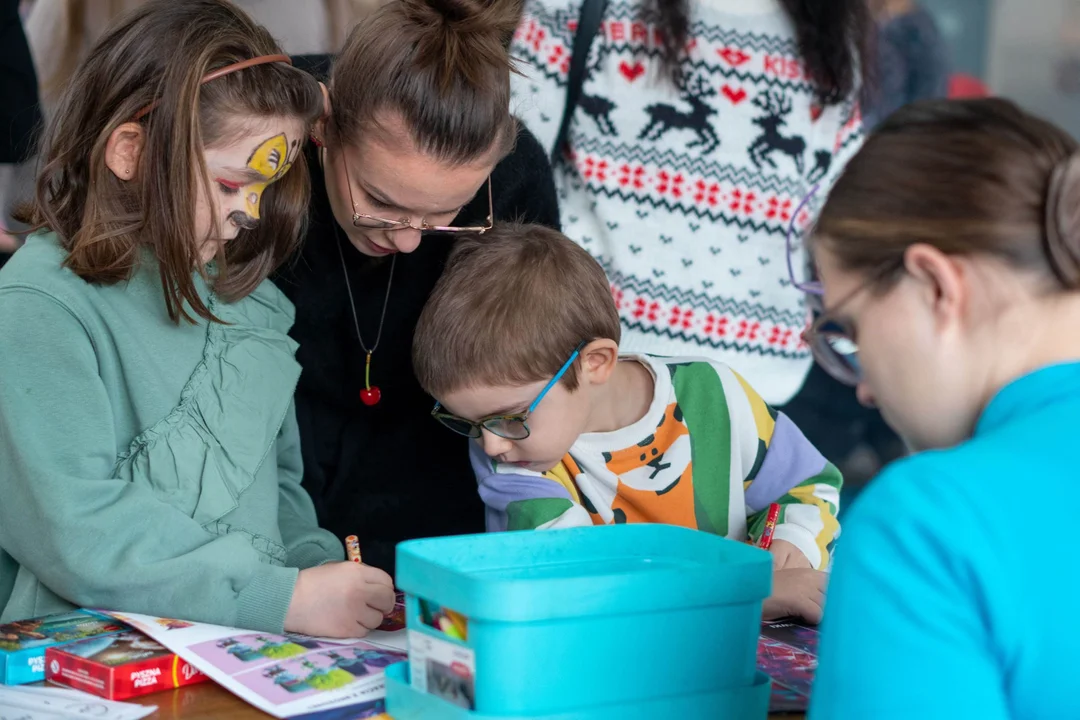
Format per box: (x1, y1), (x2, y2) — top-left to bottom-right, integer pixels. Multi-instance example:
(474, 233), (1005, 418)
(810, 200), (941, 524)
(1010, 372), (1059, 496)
(510, 0), (871, 404)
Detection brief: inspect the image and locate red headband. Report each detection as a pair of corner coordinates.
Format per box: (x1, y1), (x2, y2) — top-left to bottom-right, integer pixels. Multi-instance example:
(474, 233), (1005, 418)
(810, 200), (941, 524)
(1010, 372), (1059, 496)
(132, 53), (293, 121)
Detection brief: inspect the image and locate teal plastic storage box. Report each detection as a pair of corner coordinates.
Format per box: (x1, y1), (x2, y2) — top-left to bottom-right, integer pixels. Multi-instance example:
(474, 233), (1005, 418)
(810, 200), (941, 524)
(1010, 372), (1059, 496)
(395, 524), (771, 716)
(384, 662), (772, 720)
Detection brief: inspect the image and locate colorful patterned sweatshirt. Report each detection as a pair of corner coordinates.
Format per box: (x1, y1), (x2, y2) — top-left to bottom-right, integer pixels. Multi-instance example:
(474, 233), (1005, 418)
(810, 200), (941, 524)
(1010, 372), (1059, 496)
(470, 355), (841, 569)
(509, 0), (864, 404)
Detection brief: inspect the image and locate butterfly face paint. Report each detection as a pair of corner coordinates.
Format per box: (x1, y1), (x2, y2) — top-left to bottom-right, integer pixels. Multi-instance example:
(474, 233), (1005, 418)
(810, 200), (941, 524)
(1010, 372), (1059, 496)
(198, 122), (304, 264)
(242, 133), (293, 219)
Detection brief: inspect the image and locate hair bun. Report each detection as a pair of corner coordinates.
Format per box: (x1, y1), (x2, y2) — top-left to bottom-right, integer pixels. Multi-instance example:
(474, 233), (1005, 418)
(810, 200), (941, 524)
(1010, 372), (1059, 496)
(1044, 153), (1080, 289)
(396, 0), (523, 92)
(401, 0), (522, 44)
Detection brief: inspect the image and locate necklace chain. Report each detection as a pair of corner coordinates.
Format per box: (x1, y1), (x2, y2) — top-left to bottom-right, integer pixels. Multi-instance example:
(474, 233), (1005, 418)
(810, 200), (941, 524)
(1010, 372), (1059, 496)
(334, 224), (396, 355)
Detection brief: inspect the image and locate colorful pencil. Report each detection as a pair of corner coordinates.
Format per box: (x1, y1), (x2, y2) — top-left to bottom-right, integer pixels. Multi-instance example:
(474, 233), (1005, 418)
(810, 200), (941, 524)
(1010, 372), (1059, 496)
(345, 535), (362, 564)
(758, 503), (781, 550)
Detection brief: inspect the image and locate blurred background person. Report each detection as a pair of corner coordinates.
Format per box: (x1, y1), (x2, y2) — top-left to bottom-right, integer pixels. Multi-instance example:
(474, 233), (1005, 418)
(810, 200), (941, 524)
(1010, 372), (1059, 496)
(2, 0), (380, 267)
(0, 0), (40, 268)
(865, 0), (951, 128)
(24, 0), (379, 123)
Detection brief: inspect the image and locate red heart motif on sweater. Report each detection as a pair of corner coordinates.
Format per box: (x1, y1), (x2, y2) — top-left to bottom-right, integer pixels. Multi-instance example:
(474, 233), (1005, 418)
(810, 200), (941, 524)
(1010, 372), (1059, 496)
(721, 85), (747, 104)
(619, 60), (645, 82)
(717, 47), (751, 67)
(810, 104), (823, 122)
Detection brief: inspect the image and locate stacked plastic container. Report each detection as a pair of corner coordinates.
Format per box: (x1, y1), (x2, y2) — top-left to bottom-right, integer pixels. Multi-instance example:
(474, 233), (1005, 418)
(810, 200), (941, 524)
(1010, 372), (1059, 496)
(385, 524), (773, 719)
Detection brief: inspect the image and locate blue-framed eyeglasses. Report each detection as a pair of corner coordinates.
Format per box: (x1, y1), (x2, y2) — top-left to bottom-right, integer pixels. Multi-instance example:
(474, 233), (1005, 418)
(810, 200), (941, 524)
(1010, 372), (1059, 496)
(431, 341), (587, 440)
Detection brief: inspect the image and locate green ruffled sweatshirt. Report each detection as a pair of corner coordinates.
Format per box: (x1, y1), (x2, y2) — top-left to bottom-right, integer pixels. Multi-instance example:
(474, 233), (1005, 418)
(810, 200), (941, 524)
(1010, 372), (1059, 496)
(0, 232), (343, 631)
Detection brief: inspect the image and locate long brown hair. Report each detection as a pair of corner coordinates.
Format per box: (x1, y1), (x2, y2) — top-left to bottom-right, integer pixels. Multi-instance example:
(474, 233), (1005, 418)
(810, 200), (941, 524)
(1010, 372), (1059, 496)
(650, 0), (872, 105)
(19, 0), (324, 324)
(329, 0), (523, 164)
(816, 98), (1080, 291)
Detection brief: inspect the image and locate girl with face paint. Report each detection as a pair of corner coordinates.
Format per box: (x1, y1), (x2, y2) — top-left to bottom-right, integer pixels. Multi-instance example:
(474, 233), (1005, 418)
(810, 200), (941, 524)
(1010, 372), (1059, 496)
(0, 0), (394, 639)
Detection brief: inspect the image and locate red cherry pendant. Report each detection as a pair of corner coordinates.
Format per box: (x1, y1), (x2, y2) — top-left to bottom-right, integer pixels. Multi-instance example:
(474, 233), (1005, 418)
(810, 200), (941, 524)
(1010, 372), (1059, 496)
(359, 353), (382, 406)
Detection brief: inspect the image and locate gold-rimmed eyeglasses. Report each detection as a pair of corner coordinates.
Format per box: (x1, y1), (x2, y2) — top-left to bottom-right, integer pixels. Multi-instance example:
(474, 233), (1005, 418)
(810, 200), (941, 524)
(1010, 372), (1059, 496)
(341, 154), (493, 234)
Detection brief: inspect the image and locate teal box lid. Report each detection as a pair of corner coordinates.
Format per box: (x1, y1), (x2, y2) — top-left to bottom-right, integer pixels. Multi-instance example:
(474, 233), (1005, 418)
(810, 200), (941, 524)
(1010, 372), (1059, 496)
(396, 524), (772, 622)
(0, 610), (129, 685)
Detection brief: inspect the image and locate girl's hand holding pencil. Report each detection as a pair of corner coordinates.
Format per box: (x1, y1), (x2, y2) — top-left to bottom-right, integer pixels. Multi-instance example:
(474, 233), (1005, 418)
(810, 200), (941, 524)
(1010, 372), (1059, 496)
(282, 536), (395, 638)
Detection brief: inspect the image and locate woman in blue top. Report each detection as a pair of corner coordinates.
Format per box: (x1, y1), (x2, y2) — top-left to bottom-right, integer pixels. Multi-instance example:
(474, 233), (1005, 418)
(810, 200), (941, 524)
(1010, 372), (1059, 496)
(804, 98), (1080, 718)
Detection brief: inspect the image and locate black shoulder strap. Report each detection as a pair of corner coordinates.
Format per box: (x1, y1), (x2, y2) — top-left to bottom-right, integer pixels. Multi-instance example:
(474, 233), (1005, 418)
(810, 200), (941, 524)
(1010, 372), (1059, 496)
(550, 0), (607, 166)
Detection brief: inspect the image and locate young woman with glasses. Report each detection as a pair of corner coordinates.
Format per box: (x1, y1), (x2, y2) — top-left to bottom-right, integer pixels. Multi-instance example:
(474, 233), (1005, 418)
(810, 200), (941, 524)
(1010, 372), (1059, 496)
(274, 0), (560, 576)
(802, 97), (1080, 717)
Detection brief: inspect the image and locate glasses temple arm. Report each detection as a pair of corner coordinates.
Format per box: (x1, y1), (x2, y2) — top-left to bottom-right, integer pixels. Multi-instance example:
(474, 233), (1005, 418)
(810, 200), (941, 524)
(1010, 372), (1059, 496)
(786, 184), (820, 290)
(528, 345), (585, 414)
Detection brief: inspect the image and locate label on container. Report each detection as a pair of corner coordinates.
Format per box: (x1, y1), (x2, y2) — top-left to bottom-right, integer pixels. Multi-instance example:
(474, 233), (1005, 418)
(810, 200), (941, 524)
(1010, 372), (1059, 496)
(407, 629), (476, 710)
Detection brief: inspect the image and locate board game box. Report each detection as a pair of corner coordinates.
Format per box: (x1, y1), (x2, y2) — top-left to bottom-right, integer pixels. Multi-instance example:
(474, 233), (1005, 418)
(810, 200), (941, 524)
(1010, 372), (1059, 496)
(0, 610), (129, 685)
(46, 629), (209, 700)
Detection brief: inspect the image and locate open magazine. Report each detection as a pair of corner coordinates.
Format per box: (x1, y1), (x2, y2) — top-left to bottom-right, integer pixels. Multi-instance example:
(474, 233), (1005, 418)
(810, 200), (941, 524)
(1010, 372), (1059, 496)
(758, 618), (820, 713)
(103, 611), (406, 719)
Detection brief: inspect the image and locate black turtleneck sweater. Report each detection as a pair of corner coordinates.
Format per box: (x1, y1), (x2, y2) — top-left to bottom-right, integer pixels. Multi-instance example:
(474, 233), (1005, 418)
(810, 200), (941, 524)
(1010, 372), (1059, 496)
(274, 71), (559, 576)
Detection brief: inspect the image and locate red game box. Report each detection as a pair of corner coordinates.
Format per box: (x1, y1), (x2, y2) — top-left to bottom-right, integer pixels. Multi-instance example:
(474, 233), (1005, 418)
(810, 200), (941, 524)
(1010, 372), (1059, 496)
(46, 630), (208, 700)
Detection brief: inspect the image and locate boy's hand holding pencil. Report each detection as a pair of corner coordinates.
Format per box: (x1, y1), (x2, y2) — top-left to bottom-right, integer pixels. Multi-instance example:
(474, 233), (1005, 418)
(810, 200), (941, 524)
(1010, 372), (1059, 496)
(282, 535), (395, 638)
(756, 503), (824, 624)
(755, 503), (811, 569)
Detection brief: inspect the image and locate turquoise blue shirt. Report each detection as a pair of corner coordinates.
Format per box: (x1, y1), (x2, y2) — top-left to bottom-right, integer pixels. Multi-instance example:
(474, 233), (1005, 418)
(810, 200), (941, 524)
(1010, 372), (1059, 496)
(811, 363), (1080, 720)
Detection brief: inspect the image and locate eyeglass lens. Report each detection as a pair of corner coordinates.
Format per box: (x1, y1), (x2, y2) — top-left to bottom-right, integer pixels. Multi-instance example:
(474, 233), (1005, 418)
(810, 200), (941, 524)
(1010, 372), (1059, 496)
(434, 414), (531, 441)
(812, 319), (861, 385)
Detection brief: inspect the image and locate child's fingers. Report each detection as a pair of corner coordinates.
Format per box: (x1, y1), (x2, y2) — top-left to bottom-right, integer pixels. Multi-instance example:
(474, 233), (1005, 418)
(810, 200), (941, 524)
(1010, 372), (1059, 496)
(356, 603), (385, 630)
(770, 540), (812, 570)
(0, 229), (18, 253)
(366, 584), (397, 615)
(793, 593), (824, 624)
(360, 564), (395, 588)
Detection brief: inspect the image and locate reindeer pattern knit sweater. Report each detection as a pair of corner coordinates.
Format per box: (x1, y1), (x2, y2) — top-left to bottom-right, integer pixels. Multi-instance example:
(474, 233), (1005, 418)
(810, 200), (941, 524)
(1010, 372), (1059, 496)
(510, 0), (863, 404)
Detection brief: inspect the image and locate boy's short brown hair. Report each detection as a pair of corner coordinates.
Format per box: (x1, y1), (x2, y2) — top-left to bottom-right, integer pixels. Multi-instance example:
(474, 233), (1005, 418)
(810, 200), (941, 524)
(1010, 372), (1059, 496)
(413, 222), (621, 399)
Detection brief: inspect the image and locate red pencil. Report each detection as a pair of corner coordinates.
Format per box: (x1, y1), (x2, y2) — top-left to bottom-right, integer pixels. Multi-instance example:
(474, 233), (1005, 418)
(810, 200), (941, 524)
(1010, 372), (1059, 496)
(758, 503), (781, 550)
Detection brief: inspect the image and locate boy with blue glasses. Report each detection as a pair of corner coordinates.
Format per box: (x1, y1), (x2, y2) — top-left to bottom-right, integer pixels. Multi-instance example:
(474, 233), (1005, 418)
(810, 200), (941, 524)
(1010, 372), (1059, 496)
(413, 223), (840, 622)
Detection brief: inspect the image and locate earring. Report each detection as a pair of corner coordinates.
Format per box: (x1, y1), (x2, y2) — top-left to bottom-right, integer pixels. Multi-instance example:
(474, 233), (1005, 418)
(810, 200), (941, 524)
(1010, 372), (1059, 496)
(124, 169), (131, 177)
(310, 134), (323, 148)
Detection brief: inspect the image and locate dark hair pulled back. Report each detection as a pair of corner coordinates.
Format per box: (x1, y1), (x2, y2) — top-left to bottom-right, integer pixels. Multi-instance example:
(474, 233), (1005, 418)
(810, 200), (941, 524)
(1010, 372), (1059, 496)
(330, 0), (524, 164)
(650, 0), (872, 105)
(817, 98), (1080, 292)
